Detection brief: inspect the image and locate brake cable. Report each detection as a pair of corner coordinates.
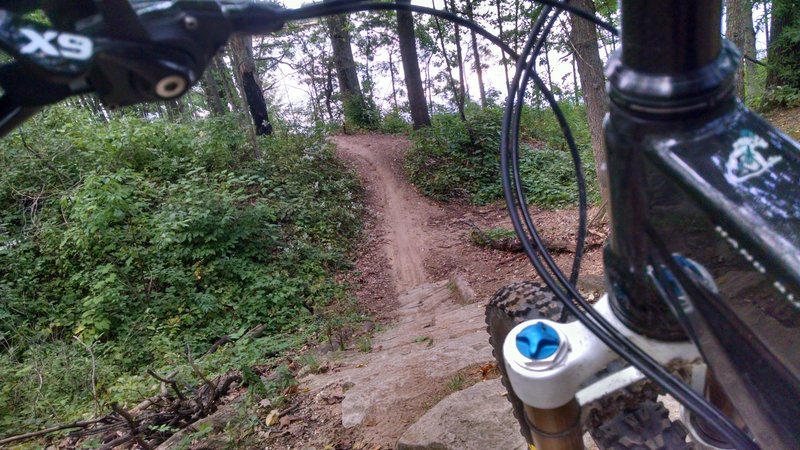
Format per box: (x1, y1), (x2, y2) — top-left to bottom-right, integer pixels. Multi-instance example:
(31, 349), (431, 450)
(499, 3), (758, 449)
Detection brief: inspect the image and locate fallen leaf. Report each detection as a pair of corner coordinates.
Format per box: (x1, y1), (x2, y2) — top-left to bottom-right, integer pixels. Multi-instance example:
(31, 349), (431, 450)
(265, 409), (280, 426)
(279, 414), (301, 427)
(480, 362), (497, 380)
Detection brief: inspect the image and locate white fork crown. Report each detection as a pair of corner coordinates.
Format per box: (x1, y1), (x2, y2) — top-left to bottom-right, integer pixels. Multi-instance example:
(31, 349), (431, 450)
(503, 294), (702, 410)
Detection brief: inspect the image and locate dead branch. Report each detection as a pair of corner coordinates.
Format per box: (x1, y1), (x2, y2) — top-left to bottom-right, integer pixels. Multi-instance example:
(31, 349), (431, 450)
(0, 417), (109, 446)
(74, 335), (100, 416)
(244, 323), (267, 339)
(186, 345), (217, 414)
(201, 335), (231, 357)
(200, 323), (266, 358)
(111, 403), (150, 450)
(146, 369), (185, 400)
(97, 433), (134, 450)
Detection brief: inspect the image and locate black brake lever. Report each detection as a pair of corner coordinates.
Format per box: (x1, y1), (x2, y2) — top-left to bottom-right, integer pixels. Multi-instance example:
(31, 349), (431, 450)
(0, 0), (290, 137)
(95, 0), (150, 41)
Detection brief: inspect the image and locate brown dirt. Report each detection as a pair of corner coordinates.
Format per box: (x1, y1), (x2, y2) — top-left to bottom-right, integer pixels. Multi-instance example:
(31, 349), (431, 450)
(764, 106), (800, 141)
(335, 134), (605, 303)
(256, 134), (605, 449)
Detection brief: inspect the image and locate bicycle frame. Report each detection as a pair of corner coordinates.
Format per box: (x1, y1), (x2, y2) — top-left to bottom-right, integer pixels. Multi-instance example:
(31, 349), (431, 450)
(503, 1), (800, 449)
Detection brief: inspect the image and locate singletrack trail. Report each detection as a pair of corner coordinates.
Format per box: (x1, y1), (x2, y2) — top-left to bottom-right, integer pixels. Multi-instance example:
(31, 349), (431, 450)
(325, 135), (683, 450)
(252, 135), (606, 449)
(333, 135), (432, 293)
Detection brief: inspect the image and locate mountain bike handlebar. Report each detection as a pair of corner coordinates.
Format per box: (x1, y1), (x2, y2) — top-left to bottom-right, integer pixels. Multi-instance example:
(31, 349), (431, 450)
(0, 0), (289, 137)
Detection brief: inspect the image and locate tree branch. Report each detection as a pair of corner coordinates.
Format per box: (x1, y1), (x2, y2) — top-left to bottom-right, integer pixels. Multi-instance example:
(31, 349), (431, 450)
(0, 418), (109, 446)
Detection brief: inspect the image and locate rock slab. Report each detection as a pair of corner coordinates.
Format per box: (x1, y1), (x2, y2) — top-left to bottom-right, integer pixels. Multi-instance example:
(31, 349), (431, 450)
(397, 379), (528, 450)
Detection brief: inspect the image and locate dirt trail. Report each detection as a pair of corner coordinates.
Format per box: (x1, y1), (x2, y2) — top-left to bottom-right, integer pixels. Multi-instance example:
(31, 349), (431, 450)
(333, 135), (433, 292)
(258, 134), (605, 449)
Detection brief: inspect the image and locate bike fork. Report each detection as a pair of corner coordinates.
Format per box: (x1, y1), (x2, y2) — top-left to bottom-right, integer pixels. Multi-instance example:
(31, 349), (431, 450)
(523, 400), (583, 449)
(502, 295), (702, 450)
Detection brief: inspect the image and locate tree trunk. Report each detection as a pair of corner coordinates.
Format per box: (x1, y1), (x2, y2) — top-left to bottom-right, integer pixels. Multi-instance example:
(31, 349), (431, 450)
(388, 51), (400, 111)
(397, 0), (431, 128)
(229, 34), (273, 137)
(325, 3), (375, 130)
(432, 0), (465, 121)
(448, 0), (468, 113)
(544, 39), (554, 94)
(200, 66), (226, 116)
(495, 0), (510, 89)
(212, 55), (239, 112)
(465, 0), (487, 107)
(726, 0), (748, 98)
(742, 5), (760, 100)
(569, 0), (610, 205)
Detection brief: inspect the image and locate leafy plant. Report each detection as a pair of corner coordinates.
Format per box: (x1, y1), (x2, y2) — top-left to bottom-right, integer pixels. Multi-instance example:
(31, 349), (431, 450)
(356, 336), (372, 353)
(405, 104), (600, 208)
(445, 372), (467, 392)
(380, 110), (412, 134)
(0, 106), (364, 434)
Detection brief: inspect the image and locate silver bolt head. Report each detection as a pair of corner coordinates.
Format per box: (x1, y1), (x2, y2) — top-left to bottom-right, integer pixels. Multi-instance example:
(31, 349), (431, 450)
(184, 16), (199, 30)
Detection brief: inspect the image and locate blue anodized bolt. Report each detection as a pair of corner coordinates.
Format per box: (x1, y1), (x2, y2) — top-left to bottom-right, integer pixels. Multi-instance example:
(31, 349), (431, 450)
(515, 321), (561, 360)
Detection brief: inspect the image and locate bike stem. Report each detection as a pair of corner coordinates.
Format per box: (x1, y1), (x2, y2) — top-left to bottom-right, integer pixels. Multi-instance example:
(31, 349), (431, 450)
(603, 0), (735, 341)
(620, 0), (721, 74)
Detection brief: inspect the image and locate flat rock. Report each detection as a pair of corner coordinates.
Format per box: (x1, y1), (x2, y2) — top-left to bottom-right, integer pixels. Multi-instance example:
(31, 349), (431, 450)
(397, 378), (527, 450)
(307, 280), (497, 445)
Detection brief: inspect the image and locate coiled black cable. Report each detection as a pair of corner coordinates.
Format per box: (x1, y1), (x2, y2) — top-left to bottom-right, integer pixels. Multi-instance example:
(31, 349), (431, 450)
(501, 3), (757, 449)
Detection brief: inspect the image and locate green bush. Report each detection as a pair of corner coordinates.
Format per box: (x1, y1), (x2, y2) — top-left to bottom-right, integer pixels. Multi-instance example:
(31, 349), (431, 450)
(380, 110), (412, 134)
(405, 104), (599, 208)
(342, 93), (380, 132)
(0, 106), (363, 434)
(758, 86), (800, 110)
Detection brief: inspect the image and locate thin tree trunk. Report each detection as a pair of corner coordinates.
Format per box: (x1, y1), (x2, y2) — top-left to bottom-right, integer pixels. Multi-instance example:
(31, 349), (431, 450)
(742, 3), (760, 100)
(388, 51), (400, 111)
(324, 54), (335, 123)
(544, 39), (554, 94)
(397, 0), (431, 128)
(325, 1), (374, 130)
(495, 0), (510, 89)
(213, 55), (239, 112)
(219, 48), (259, 157)
(432, 0), (465, 121)
(447, 0), (468, 113)
(569, 0), (610, 206)
(571, 55), (580, 104)
(200, 66), (226, 116)
(426, 55), (433, 112)
(465, 0), (487, 107)
(726, 0), (747, 98)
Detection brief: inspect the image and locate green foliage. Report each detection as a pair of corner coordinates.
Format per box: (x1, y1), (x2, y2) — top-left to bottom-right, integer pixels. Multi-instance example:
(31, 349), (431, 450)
(469, 227), (518, 249)
(380, 110), (412, 134)
(0, 106), (363, 434)
(445, 372), (467, 392)
(297, 354), (322, 373)
(758, 85), (800, 110)
(405, 104), (599, 208)
(356, 336), (372, 353)
(768, 0), (800, 90)
(342, 93), (380, 132)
